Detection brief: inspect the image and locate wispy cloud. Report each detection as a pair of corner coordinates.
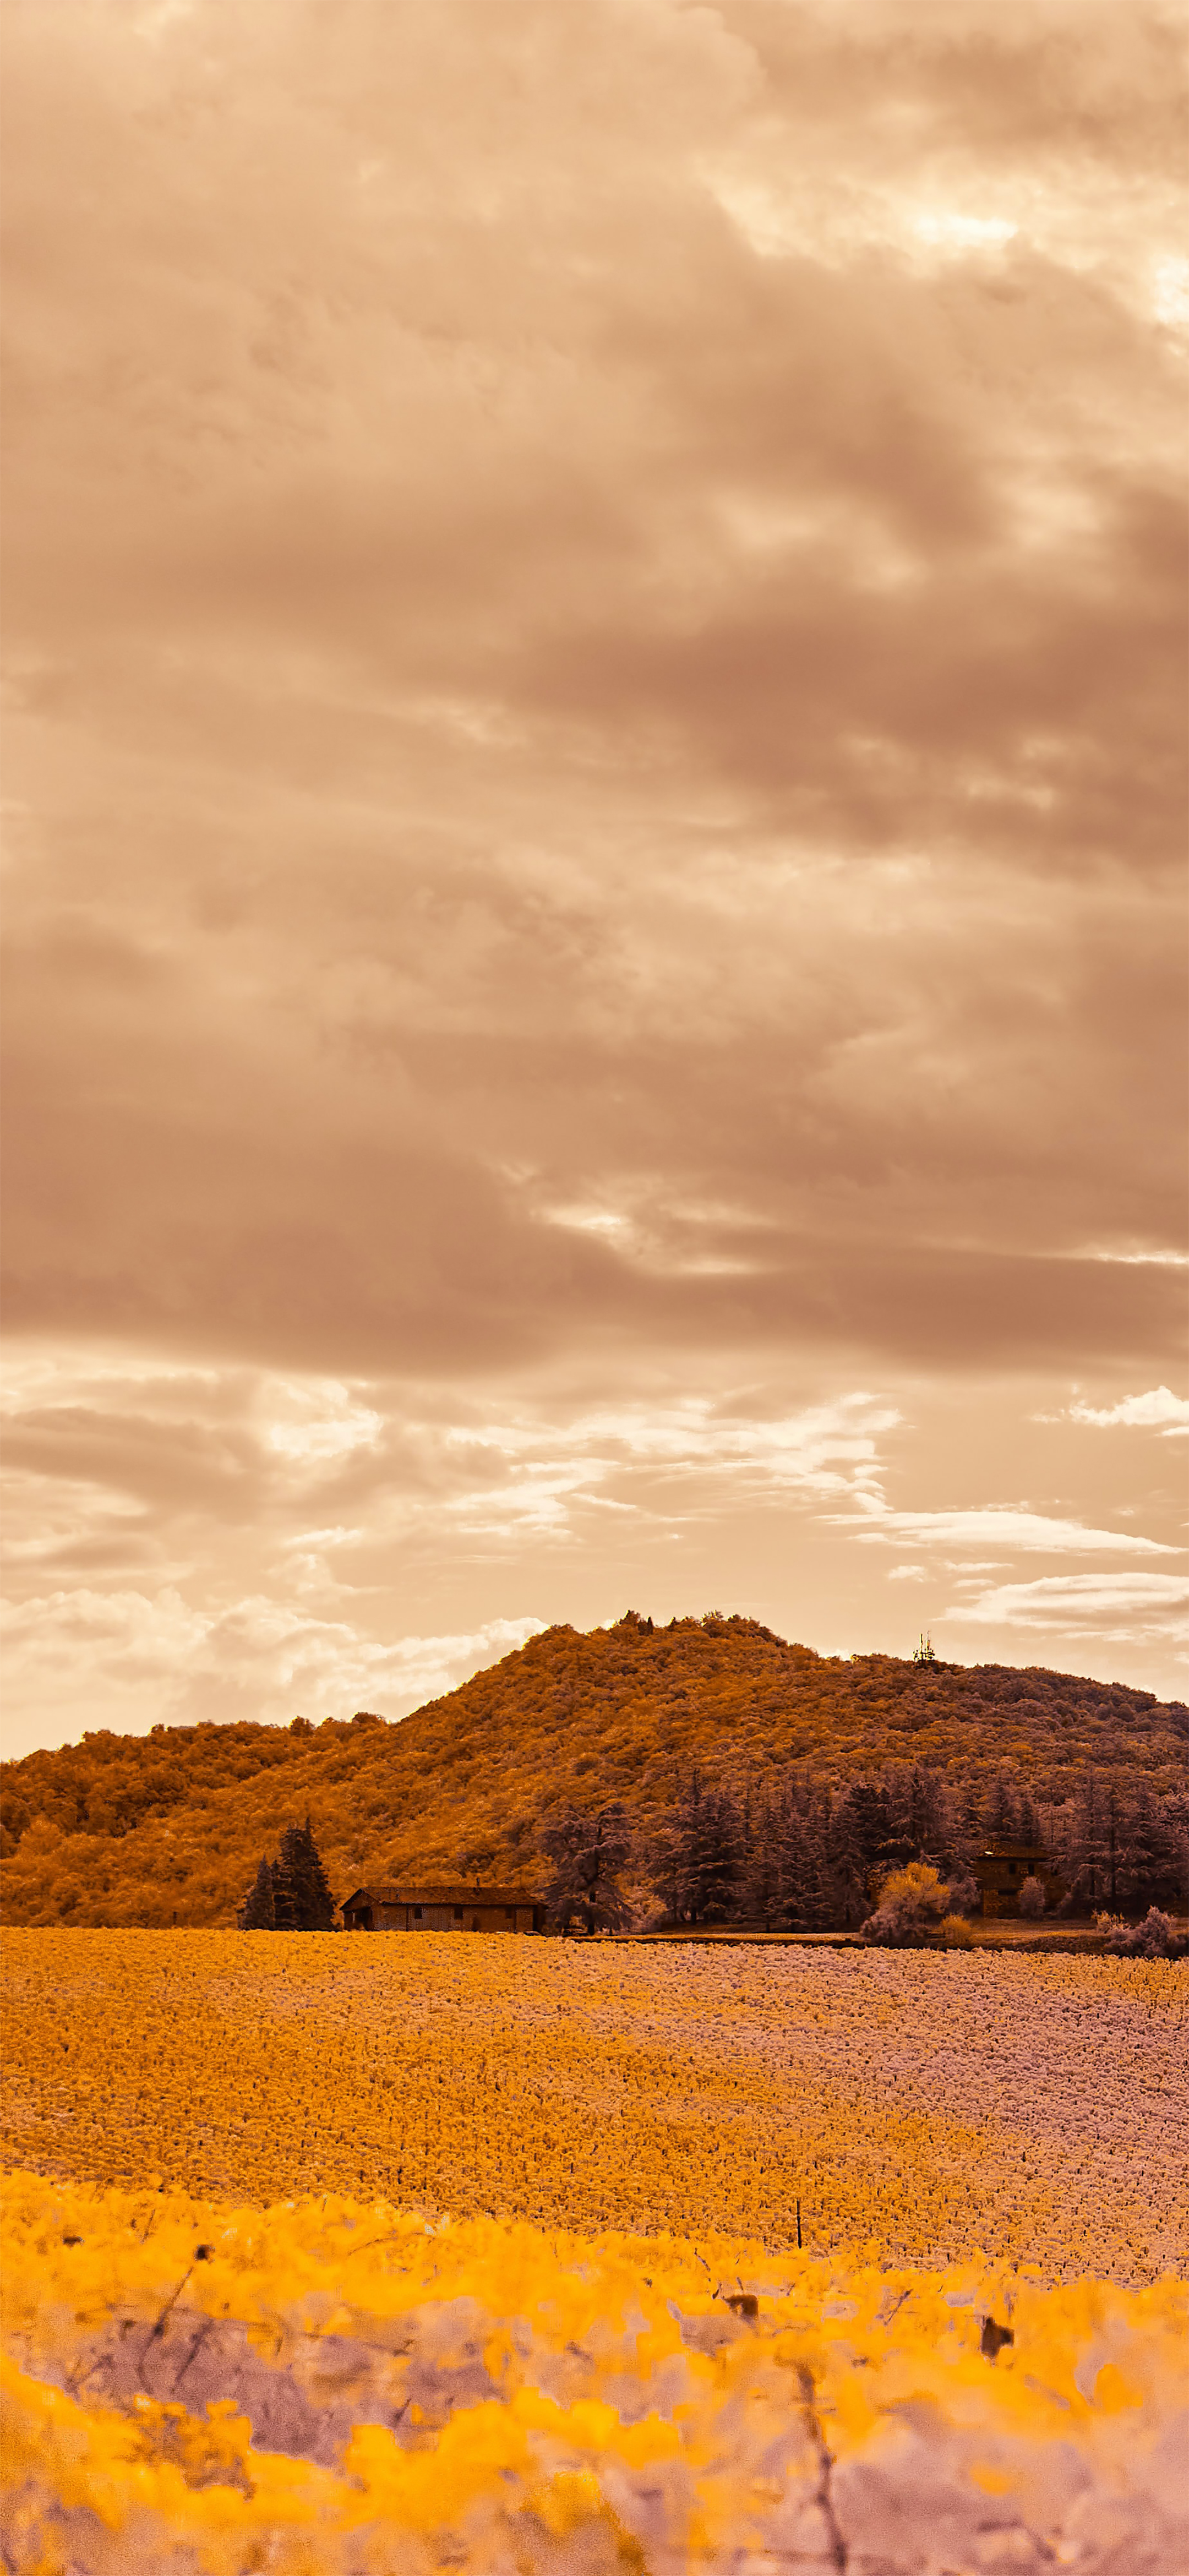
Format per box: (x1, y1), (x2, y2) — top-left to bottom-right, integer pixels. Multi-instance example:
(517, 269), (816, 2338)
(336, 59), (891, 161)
(944, 1571), (1189, 1640)
(828, 1501), (1176, 1556)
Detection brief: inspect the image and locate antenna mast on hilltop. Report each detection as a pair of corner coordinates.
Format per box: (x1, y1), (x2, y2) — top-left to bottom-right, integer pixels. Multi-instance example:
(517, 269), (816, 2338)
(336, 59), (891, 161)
(913, 1633), (936, 1664)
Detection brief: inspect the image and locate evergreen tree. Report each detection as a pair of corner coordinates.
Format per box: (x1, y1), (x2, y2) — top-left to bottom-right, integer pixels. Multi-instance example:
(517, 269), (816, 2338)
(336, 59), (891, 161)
(1117, 1780), (1188, 1913)
(237, 1855), (276, 1930)
(904, 1763), (945, 1858)
(1070, 1773), (1109, 1914)
(541, 1802), (632, 1931)
(828, 1783), (886, 1929)
(740, 1794), (785, 1929)
(1016, 1787), (1041, 1849)
(797, 1787), (836, 1930)
(1100, 1775), (1126, 1912)
(983, 1769), (1018, 1844)
(270, 1843), (300, 1929)
(845, 1777), (891, 1870)
(668, 1771), (741, 1923)
(772, 1792), (812, 1929)
(275, 1817), (337, 1930)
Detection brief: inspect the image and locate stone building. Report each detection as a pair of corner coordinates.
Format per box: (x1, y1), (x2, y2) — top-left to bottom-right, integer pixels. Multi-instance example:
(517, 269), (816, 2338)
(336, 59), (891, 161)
(340, 1882), (544, 1933)
(973, 1843), (1063, 1920)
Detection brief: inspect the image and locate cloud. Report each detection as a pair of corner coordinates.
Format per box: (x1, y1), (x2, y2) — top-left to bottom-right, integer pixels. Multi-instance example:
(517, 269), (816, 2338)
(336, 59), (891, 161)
(1067, 1385), (1189, 1433)
(3, 1338), (1187, 1745)
(3, 0), (1185, 1386)
(829, 1501), (1177, 1554)
(2, 0), (1186, 1735)
(943, 1571), (1189, 1639)
(1, 1355), (903, 1563)
(0, 1580), (547, 1739)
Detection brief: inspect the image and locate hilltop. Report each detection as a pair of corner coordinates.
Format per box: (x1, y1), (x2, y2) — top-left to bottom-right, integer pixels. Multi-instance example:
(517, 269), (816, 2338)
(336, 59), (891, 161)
(2, 1612), (1185, 1927)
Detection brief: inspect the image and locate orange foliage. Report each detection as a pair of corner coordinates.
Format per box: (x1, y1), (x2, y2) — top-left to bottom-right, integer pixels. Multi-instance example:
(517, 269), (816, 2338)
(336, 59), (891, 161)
(2, 1613), (1184, 1927)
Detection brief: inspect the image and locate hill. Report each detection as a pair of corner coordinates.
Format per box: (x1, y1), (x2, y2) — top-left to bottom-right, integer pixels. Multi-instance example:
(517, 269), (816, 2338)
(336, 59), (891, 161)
(2, 1612), (1186, 1927)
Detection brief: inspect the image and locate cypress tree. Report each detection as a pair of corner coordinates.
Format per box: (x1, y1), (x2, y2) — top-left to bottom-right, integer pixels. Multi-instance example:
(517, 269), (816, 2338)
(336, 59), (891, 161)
(238, 1855), (276, 1930)
(276, 1816), (337, 1930)
(271, 1839), (301, 1929)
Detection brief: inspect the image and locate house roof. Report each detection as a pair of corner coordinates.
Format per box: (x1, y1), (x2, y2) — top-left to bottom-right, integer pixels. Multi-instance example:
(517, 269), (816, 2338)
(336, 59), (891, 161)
(977, 1844), (1048, 1860)
(340, 1883), (542, 1909)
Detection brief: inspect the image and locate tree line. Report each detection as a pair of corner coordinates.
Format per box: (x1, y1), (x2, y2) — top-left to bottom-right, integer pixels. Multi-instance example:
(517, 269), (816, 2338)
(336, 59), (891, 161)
(537, 1758), (1188, 1934)
(7, 1614), (1186, 1931)
(243, 1762), (1188, 1934)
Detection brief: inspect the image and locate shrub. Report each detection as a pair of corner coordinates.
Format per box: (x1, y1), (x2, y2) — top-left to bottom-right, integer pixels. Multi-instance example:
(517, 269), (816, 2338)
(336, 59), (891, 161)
(861, 1863), (952, 1947)
(939, 1914), (974, 1949)
(1018, 1875), (1046, 1919)
(1104, 1907), (1188, 1960)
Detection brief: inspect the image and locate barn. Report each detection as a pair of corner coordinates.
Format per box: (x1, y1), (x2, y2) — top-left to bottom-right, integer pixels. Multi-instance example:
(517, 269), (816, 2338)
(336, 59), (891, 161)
(340, 1882), (544, 1933)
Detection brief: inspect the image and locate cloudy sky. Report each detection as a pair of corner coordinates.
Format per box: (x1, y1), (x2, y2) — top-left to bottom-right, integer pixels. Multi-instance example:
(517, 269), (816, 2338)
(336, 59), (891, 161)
(3, 0), (1186, 1758)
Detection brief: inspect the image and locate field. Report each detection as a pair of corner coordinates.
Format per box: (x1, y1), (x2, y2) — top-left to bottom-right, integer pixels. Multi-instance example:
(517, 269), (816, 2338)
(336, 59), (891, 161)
(2, 1931), (1187, 2572)
(3, 1932), (1185, 2278)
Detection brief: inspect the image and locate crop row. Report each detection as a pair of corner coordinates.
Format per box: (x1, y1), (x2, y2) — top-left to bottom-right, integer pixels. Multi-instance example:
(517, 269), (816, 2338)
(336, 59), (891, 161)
(3, 1933), (1185, 2281)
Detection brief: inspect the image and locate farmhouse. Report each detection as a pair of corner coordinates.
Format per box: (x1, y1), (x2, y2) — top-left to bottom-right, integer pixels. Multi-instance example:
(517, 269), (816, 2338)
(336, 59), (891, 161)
(340, 1882), (544, 1933)
(974, 1843), (1064, 1920)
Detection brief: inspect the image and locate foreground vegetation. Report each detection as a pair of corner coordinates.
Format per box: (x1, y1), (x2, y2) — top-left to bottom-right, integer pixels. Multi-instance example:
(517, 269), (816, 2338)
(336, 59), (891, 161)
(3, 1931), (1185, 2570)
(3, 1616), (1186, 1927)
(4, 2170), (1185, 2575)
(3, 1932), (1184, 2281)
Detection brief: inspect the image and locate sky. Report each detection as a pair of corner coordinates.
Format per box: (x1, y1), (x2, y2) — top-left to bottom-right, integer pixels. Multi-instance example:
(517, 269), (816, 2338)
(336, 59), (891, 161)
(2, 0), (1186, 1760)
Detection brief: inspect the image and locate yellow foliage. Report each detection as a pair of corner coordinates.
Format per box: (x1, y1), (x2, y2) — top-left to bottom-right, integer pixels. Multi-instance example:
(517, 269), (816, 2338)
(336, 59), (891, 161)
(3, 1923), (1187, 2568)
(2, 2172), (1186, 2574)
(2, 1930), (1185, 2280)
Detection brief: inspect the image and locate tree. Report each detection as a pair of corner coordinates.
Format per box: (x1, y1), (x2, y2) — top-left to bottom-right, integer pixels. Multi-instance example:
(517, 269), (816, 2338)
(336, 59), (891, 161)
(662, 1772), (741, 1924)
(1117, 1778), (1188, 1914)
(237, 1855), (276, 1930)
(274, 1818), (337, 1931)
(828, 1779), (889, 1928)
(792, 1786), (837, 1930)
(771, 1794), (812, 1930)
(1061, 1773), (1110, 1915)
(1018, 1874), (1045, 1918)
(541, 1802), (633, 1931)
(861, 1863), (968, 1948)
(739, 1794), (785, 1929)
(983, 1770), (1018, 1845)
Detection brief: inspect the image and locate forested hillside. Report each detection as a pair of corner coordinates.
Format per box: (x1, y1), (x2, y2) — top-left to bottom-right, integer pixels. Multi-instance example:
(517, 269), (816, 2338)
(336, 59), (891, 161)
(2, 1612), (1186, 1928)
